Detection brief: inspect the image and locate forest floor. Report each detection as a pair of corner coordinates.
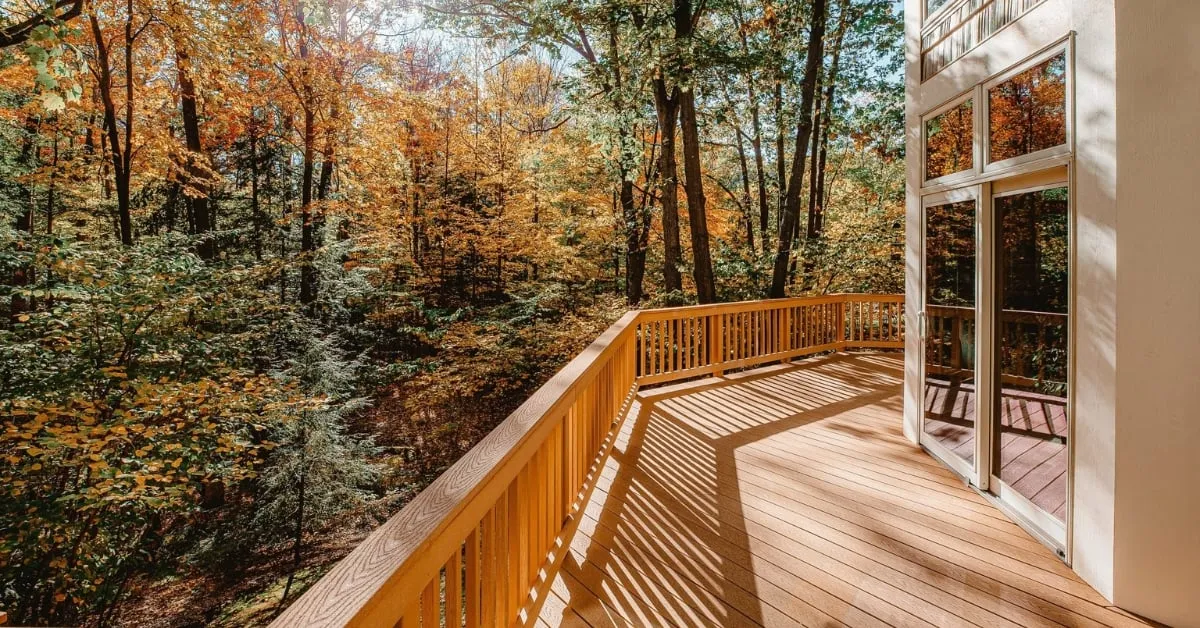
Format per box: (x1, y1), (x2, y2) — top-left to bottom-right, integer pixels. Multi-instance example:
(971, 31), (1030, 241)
(105, 295), (627, 627)
(108, 489), (392, 627)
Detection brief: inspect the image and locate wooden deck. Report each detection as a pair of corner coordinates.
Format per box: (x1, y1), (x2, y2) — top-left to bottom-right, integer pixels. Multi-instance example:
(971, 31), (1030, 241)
(535, 353), (1148, 628)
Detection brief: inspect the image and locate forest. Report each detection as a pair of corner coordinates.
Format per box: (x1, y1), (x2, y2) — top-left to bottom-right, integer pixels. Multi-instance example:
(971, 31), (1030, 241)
(0, 0), (902, 624)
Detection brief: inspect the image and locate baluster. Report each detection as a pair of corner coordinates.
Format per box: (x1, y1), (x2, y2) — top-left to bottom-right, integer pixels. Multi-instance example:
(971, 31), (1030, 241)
(518, 461), (531, 596)
(480, 508), (496, 628)
(446, 546), (462, 628)
(466, 527), (479, 628)
(421, 572), (437, 628)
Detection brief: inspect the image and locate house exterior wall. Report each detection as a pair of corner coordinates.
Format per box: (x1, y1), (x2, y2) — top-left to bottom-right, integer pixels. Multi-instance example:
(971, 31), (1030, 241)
(905, 5), (1121, 595)
(907, 1), (1200, 624)
(1111, 2), (1200, 626)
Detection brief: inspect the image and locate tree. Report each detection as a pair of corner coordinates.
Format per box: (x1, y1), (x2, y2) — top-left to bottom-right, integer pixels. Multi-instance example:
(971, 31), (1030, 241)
(770, 0), (826, 298)
(254, 334), (379, 605)
(0, 0), (83, 48)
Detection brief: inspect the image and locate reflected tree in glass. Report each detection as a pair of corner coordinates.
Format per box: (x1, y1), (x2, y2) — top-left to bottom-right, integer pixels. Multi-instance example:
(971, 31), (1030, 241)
(926, 99), (974, 180)
(995, 186), (1070, 521)
(927, 0), (952, 15)
(989, 52), (1068, 163)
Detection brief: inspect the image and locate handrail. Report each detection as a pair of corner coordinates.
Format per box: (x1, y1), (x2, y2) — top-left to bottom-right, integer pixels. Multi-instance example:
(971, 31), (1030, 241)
(274, 294), (904, 628)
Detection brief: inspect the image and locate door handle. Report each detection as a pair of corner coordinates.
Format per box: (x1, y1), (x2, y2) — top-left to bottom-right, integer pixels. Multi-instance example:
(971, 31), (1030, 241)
(918, 310), (927, 340)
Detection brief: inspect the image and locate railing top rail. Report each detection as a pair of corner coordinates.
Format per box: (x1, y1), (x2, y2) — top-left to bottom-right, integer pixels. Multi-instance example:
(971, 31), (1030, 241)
(273, 311), (640, 627)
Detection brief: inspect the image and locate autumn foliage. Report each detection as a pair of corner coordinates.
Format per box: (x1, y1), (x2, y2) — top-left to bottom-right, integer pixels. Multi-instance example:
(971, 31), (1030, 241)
(1, 0), (903, 623)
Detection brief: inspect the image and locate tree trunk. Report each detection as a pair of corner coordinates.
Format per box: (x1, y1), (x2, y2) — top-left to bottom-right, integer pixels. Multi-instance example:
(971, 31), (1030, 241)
(770, 0), (827, 298)
(732, 120), (755, 252)
(606, 18), (650, 304)
(173, 30), (214, 259)
(296, 4), (317, 305)
(281, 429), (307, 606)
(774, 80), (787, 225)
(89, 12), (133, 246)
(733, 6), (770, 253)
(652, 79), (683, 294)
(678, 90), (716, 304)
(250, 112), (263, 261)
(10, 116), (37, 321)
(621, 178), (646, 304)
(674, 0), (715, 303)
(751, 96), (769, 254)
(803, 1), (849, 289)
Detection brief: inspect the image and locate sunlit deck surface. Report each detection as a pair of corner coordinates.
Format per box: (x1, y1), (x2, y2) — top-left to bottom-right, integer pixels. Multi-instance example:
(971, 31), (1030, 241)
(535, 353), (1148, 628)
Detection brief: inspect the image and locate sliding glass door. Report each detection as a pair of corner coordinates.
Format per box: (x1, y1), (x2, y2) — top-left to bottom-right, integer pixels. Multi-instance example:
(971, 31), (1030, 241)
(920, 172), (1071, 550)
(921, 190), (980, 482)
(991, 180), (1070, 545)
(917, 42), (1073, 555)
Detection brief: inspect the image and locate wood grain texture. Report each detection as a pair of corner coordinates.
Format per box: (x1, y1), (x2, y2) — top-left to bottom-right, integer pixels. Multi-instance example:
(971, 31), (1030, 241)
(539, 353), (1150, 628)
(276, 296), (904, 627)
(272, 312), (640, 627)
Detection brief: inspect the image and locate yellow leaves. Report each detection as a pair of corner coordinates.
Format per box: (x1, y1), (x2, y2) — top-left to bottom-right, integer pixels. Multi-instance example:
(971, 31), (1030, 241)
(26, 447), (43, 457)
(30, 463), (42, 471)
(171, 457), (183, 469)
(100, 366), (127, 379)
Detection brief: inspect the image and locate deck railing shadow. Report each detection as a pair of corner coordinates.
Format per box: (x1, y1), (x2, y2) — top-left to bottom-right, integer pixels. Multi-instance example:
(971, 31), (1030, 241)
(546, 353), (907, 625)
(273, 294), (905, 628)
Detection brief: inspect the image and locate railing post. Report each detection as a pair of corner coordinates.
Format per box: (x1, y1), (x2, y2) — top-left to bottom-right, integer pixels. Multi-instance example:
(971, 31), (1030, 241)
(838, 299), (848, 350)
(709, 314), (724, 377)
(782, 305), (792, 354)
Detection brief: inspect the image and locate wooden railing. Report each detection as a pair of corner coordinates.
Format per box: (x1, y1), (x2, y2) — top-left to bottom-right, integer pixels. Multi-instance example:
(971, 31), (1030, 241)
(635, 294), (904, 385)
(274, 294), (903, 628)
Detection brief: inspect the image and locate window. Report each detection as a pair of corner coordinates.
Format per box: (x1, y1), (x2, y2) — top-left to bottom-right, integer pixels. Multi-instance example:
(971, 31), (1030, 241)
(926, 0), (953, 17)
(925, 99), (974, 181)
(988, 51), (1068, 164)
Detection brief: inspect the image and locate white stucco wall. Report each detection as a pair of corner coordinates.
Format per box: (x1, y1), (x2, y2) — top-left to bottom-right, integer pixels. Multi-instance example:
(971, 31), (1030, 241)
(907, 2), (1200, 624)
(1111, 2), (1200, 626)
(905, 0), (1122, 604)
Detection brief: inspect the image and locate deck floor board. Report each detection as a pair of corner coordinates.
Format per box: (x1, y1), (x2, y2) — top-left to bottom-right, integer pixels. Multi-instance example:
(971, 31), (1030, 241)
(535, 353), (1151, 628)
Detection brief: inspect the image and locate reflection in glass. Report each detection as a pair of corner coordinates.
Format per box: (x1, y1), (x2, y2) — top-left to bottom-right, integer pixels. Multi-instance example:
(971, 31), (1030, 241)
(994, 187), (1069, 522)
(926, 99), (974, 181)
(927, 0), (952, 15)
(924, 200), (976, 466)
(989, 52), (1067, 163)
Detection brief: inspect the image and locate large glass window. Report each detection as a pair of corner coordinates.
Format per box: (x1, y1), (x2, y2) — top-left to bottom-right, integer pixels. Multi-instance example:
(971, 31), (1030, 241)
(988, 52), (1068, 163)
(926, 99), (974, 181)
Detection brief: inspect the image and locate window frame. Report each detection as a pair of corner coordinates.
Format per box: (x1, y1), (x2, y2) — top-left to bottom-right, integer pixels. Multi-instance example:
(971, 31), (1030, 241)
(982, 41), (1074, 175)
(921, 91), (981, 188)
(921, 0), (965, 28)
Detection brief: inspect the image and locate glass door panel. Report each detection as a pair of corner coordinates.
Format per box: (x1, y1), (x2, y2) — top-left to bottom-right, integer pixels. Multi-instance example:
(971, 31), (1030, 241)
(924, 199), (978, 473)
(994, 187), (1069, 524)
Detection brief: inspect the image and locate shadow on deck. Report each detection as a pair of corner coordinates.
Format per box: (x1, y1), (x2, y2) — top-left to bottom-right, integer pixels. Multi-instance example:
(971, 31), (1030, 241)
(534, 352), (1148, 628)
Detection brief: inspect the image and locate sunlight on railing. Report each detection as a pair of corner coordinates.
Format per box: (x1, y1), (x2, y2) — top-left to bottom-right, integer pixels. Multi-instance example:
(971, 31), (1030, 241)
(272, 294), (903, 627)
